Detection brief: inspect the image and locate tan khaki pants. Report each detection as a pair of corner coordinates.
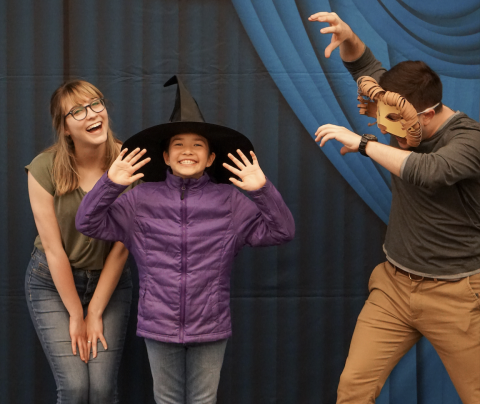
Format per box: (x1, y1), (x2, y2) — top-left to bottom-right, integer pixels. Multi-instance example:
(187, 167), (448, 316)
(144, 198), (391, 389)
(337, 261), (480, 404)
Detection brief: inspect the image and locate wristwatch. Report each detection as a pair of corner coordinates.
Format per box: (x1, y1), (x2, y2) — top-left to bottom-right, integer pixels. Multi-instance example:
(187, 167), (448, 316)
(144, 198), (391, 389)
(358, 134), (378, 157)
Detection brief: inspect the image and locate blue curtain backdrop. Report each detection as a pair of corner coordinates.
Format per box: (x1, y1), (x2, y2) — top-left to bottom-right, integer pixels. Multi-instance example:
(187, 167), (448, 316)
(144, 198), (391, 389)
(0, 0), (477, 403)
(230, 1), (480, 403)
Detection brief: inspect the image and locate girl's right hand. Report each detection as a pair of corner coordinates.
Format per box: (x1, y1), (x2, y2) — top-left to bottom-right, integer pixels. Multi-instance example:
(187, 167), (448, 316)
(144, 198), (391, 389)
(108, 148), (151, 185)
(69, 315), (88, 363)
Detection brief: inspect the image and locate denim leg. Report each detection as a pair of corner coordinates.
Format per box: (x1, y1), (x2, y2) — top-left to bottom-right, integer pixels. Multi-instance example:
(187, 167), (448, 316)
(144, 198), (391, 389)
(185, 339), (227, 404)
(145, 339), (187, 404)
(88, 271), (132, 404)
(25, 249), (133, 404)
(25, 253), (89, 404)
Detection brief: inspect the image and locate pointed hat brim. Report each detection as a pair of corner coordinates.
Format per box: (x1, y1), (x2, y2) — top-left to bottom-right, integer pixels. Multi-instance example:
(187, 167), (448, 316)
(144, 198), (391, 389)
(122, 121), (254, 183)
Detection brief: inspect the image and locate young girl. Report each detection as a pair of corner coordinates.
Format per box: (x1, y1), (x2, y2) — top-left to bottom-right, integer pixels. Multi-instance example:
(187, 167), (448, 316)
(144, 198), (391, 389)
(75, 76), (295, 404)
(26, 80), (134, 403)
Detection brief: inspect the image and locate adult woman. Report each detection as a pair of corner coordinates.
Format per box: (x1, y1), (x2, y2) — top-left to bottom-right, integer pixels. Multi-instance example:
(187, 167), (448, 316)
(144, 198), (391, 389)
(25, 80), (133, 404)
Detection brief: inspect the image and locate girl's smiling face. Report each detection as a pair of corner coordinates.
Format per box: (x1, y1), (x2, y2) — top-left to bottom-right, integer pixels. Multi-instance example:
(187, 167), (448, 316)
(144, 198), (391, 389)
(163, 133), (216, 179)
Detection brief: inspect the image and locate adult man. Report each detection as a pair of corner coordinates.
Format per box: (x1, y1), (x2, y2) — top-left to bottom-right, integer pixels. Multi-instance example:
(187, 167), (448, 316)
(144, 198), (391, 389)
(309, 11), (480, 404)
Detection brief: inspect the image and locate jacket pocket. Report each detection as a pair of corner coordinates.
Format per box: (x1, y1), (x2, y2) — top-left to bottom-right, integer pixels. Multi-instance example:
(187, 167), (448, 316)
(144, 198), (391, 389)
(211, 289), (220, 324)
(138, 273), (149, 319)
(202, 277), (220, 325)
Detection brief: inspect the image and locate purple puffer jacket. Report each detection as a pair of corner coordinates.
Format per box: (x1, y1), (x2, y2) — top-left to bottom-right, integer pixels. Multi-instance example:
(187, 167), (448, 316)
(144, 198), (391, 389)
(76, 170), (295, 343)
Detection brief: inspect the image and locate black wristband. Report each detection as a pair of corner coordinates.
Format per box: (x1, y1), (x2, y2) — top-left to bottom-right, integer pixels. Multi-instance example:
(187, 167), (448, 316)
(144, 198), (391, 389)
(358, 134), (378, 157)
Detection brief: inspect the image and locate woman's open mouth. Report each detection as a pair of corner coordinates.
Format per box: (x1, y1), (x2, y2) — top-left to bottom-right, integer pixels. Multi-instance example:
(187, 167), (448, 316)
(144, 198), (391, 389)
(86, 122), (102, 133)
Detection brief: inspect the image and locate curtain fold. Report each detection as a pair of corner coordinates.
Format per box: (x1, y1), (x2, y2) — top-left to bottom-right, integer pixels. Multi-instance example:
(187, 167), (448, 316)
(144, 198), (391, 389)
(232, 0), (392, 224)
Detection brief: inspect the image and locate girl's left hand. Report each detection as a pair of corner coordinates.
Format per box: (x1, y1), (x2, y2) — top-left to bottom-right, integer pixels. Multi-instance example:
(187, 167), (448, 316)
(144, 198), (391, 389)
(223, 150), (266, 191)
(85, 314), (108, 359)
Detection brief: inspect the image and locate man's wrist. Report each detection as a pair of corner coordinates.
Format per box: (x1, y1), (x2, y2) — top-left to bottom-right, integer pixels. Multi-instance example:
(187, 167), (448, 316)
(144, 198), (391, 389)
(340, 34), (365, 62)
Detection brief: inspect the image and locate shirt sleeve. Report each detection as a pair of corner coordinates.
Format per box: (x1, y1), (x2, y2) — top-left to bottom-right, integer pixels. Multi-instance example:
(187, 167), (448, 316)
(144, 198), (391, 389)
(75, 172), (137, 245)
(401, 132), (480, 189)
(231, 179), (295, 248)
(343, 46), (387, 83)
(25, 152), (55, 196)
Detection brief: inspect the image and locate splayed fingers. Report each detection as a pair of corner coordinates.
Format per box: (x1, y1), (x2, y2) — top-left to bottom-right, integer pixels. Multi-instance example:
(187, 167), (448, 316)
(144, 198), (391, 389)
(223, 150), (266, 191)
(109, 147), (151, 185)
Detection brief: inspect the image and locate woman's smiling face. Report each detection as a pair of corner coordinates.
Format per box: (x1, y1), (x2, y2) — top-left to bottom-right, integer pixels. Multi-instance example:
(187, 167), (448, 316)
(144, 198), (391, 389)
(163, 133), (216, 179)
(63, 95), (109, 148)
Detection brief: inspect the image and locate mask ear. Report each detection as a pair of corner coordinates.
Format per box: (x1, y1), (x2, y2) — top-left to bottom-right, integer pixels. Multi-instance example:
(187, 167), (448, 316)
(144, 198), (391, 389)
(163, 151), (170, 166)
(358, 96), (377, 119)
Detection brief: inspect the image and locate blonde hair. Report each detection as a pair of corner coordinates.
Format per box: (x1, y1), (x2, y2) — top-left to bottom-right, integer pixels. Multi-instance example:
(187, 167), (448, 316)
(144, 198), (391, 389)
(46, 80), (121, 195)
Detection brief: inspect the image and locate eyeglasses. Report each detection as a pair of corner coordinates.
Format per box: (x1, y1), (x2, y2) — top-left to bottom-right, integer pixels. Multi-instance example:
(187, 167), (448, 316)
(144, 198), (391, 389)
(65, 98), (106, 121)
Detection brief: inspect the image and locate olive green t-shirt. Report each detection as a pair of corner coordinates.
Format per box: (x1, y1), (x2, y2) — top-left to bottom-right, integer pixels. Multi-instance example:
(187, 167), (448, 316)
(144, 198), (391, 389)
(26, 152), (138, 270)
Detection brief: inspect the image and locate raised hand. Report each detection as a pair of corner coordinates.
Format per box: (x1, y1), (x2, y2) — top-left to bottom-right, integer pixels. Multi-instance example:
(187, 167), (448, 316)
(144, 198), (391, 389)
(223, 150), (266, 191)
(315, 124), (361, 155)
(108, 148), (151, 185)
(308, 12), (362, 60)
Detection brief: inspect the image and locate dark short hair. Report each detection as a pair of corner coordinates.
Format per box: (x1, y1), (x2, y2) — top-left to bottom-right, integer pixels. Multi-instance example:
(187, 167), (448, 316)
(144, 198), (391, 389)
(379, 61), (443, 113)
(162, 133), (214, 155)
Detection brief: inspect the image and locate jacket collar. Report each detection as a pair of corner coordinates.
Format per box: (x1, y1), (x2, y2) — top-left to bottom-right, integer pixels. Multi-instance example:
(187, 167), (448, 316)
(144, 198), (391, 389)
(165, 169), (210, 191)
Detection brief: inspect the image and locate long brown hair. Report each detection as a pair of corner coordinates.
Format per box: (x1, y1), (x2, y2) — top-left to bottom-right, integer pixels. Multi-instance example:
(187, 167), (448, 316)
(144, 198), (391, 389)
(46, 80), (121, 196)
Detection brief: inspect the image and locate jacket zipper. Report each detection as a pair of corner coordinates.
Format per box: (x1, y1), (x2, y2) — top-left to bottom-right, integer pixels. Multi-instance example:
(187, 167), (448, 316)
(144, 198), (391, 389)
(180, 183), (187, 342)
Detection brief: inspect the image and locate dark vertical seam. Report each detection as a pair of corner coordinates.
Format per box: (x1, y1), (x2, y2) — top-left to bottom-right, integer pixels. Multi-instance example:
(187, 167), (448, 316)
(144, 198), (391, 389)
(63, 0), (70, 81)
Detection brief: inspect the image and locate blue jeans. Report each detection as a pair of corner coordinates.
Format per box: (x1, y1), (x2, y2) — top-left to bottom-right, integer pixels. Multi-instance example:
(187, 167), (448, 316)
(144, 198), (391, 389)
(145, 338), (228, 404)
(25, 248), (132, 404)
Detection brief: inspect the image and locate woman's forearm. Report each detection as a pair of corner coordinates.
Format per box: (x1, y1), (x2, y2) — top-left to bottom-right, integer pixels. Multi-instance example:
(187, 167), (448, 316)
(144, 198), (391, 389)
(44, 247), (84, 319)
(87, 241), (129, 317)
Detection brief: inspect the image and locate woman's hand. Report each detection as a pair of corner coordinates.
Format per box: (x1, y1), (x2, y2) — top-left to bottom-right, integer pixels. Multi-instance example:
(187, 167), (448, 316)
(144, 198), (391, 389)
(223, 150), (266, 191)
(69, 315), (88, 363)
(108, 148), (151, 185)
(85, 314), (108, 359)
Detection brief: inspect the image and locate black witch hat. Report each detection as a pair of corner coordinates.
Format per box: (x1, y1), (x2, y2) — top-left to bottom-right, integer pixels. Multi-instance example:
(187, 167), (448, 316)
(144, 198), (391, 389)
(122, 76), (254, 183)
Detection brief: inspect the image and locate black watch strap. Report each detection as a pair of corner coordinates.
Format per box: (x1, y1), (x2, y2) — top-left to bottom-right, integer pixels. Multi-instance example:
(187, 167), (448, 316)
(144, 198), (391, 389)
(358, 134), (378, 157)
